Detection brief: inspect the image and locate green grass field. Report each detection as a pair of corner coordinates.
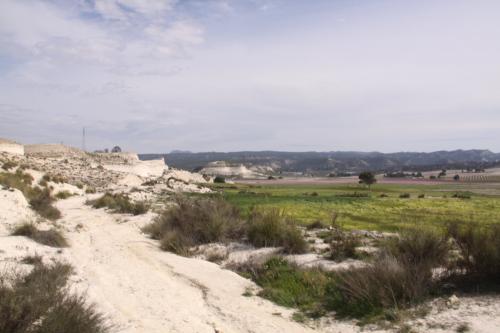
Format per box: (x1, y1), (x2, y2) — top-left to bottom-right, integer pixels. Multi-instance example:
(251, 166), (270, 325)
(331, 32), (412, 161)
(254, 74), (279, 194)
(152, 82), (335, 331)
(207, 182), (500, 232)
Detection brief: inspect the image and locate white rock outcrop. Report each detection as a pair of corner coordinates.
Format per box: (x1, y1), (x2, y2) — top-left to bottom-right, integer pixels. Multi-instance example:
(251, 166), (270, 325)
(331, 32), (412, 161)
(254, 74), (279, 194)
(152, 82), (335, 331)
(0, 138), (24, 155)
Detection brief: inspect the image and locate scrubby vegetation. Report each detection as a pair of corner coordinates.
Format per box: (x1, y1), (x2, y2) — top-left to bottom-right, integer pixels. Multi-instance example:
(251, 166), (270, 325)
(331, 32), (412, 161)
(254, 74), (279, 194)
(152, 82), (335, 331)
(328, 229), (361, 261)
(142, 196), (244, 255)
(55, 190), (74, 199)
(88, 192), (149, 215)
(85, 186), (96, 194)
(11, 222), (68, 247)
(445, 222), (500, 285)
(236, 257), (333, 318)
(330, 228), (449, 320)
(0, 171), (62, 220)
(0, 261), (109, 333)
(1, 160), (18, 170)
(234, 224), (500, 323)
(142, 196), (307, 255)
(29, 188), (62, 220)
(247, 209), (307, 254)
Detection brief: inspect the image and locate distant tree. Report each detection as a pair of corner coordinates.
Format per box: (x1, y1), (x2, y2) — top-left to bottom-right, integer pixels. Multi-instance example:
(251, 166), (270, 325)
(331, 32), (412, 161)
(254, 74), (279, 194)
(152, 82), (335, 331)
(111, 146), (122, 153)
(359, 171), (377, 189)
(438, 169), (447, 178)
(453, 174), (460, 181)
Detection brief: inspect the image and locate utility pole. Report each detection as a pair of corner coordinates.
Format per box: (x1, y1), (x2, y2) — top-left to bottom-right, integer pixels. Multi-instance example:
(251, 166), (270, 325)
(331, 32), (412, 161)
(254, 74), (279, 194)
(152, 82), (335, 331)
(82, 127), (86, 151)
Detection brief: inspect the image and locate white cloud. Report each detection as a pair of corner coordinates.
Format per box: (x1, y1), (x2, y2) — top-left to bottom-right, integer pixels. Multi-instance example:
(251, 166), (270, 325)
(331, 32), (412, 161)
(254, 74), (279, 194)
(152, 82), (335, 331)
(0, 0), (500, 152)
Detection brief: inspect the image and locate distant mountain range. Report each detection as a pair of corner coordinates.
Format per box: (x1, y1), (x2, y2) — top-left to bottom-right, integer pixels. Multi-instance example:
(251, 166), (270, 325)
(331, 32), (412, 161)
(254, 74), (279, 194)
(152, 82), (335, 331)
(139, 150), (500, 175)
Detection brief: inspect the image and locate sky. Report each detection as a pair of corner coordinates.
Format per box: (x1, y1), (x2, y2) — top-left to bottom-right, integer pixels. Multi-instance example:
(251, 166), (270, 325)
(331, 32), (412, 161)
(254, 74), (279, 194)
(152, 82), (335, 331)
(1, 0), (500, 153)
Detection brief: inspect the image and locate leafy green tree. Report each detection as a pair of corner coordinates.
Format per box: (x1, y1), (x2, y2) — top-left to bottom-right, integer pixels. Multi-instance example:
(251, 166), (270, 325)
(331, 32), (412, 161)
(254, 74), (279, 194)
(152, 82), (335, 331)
(358, 171), (377, 189)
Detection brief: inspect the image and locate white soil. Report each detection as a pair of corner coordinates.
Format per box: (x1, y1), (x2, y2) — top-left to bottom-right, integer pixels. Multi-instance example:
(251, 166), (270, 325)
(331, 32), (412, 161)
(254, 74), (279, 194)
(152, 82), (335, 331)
(53, 196), (323, 333)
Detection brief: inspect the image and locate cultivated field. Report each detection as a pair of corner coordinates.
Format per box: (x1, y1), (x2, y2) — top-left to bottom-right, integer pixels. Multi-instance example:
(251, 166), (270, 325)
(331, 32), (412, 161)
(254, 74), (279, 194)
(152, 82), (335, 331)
(210, 181), (500, 231)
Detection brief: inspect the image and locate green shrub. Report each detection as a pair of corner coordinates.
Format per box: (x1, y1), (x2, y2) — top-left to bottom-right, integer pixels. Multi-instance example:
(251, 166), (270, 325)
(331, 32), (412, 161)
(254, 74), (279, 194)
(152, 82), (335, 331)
(88, 192), (149, 215)
(213, 176), (226, 183)
(247, 209), (307, 254)
(142, 196), (244, 255)
(399, 193), (411, 199)
(12, 223), (68, 248)
(237, 257), (333, 318)
(0, 261), (109, 333)
(452, 193), (471, 199)
(335, 192), (370, 198)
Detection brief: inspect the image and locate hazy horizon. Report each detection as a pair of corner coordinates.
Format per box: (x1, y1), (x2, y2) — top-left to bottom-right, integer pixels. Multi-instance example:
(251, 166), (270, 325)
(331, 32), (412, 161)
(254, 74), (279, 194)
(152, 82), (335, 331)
(1, 0), (500, 153)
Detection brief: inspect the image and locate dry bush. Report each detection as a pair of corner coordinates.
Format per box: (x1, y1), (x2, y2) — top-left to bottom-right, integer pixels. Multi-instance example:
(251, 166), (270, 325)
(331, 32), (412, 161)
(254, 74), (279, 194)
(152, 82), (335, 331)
(306, 220), (327, 230)
(55, 191), (73, 200)
(390, 227), (449, 267)
(0, 261), (109, 333)
(0, 170), (33, 190)
(0, 171), (61, 220)
(85, 186), (96, 194)
(247, 209), (308, 254)
(329, 230), (361, 261)
(29, 188), (62, 220)
(88, 192), (149, 215)
(1, 160), (18, 171)
(12, 223), (68, 248)
(327, 253), (436, 319)
(143, 196), (245, 255)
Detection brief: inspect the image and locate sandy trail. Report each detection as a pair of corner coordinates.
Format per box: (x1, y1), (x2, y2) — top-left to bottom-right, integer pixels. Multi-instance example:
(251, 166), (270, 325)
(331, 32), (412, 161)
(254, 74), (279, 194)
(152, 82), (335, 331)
(56, 197), (333, 333)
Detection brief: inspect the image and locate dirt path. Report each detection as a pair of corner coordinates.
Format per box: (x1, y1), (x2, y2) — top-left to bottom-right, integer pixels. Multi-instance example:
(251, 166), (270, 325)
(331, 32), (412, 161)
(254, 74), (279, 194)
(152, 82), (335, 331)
(56, 197), (341, 333)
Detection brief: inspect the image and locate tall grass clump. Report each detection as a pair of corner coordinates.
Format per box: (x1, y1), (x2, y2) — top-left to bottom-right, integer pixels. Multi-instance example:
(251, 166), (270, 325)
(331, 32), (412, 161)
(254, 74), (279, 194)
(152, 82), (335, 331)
(446, 222), (500, 285)
(247, 209), (307, 254)
(326, 227), (449, 319)
(11, 222), (68, 247)
(88, 192), (149, 215)
(142, 196), (245, 255)
(0, 261), (109, 333)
